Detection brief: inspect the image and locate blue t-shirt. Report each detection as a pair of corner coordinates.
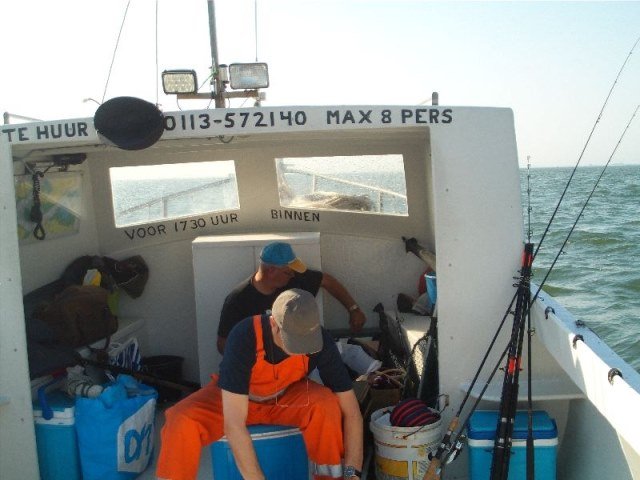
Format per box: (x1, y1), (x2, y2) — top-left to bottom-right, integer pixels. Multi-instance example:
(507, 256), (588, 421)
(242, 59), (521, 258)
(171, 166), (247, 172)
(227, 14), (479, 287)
(218, 315), (353, 395)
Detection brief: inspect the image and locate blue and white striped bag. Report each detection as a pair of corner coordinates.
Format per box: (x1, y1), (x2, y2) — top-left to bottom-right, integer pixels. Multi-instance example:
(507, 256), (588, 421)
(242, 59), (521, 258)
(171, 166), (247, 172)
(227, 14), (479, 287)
(108, 337), (142, 373)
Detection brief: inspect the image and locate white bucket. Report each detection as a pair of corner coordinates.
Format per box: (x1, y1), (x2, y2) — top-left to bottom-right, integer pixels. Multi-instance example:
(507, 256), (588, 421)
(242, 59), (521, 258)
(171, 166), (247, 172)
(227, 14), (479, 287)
(370, 407), (442, 480)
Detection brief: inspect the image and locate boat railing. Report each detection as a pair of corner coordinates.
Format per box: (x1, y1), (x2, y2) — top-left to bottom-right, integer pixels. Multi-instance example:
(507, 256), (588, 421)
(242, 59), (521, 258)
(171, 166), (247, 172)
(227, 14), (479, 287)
(281, 167), (407, 213)
(117, 176), (234, 219)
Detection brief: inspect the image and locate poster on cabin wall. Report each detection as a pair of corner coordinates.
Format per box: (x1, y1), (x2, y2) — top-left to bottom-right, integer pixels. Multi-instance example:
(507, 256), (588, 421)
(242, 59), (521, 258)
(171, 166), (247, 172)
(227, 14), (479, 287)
(14, 172), (82, 243)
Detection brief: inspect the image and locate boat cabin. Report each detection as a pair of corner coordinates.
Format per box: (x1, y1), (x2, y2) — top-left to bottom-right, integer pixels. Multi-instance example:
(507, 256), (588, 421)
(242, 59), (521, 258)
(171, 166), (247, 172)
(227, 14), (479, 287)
(1, 103), (639, 479)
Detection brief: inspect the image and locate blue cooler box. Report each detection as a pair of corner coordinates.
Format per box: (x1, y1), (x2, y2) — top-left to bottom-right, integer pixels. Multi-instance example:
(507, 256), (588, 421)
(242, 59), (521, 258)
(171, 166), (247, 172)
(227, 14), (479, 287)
(467, 410), (557, 480)
(211, 424), (308, 479)
(33, 391), (81, 480)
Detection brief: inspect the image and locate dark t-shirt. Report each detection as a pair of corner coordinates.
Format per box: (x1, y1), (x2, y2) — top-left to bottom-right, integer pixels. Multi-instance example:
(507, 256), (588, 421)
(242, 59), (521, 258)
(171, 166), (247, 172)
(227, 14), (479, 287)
(218, 314), (353, 395)
(217, 269), (323, 338)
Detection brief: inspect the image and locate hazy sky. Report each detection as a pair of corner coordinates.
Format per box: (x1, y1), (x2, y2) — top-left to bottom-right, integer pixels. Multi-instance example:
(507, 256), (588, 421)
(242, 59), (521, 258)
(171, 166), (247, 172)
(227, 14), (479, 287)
(1, 0), (639, 167)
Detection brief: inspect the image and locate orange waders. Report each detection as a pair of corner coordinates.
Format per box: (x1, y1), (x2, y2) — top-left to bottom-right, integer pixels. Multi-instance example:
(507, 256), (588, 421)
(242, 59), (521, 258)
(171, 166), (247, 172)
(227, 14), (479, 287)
(156, 316), (345, 480)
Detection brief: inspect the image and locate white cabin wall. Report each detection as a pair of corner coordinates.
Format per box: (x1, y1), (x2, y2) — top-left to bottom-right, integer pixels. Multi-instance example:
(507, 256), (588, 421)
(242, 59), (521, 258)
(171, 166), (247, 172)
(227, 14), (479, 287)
(0, 137), (40, 480)
(110, 240), (199, 381)
(431, 108), (525, 478)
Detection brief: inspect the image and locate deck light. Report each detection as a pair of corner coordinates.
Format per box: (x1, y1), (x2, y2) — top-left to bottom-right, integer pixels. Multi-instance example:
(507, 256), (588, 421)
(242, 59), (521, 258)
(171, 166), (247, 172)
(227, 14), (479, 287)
(161, 63), (268, 106)
(162, 70), (198, 94)
(228, 63), (269, 90)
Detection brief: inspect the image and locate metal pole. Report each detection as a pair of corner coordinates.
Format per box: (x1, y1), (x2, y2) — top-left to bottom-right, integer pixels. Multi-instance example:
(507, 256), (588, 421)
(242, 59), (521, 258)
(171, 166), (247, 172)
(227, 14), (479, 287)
(207, 0), (225, 108)
(3, 112), (42, 125)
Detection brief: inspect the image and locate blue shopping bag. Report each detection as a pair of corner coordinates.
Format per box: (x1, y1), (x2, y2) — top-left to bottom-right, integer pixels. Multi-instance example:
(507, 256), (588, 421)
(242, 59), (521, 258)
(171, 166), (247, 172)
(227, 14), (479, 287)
(75, 375), (157, 480)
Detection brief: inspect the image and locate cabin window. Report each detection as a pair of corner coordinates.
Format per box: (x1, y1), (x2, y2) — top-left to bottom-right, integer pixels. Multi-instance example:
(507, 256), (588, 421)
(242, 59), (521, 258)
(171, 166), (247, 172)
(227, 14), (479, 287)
(109, 161), (239, 227)
(275, 155), (408, 215)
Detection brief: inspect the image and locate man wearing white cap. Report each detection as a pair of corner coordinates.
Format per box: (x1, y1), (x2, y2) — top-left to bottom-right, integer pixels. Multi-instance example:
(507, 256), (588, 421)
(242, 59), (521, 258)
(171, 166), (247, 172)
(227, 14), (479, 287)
(157, 289), (364, 480)
(217, 241), (366, 354)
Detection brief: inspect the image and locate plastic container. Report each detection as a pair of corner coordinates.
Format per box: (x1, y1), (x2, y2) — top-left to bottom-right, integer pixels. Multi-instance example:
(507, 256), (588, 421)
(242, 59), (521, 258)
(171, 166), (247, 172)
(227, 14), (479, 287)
(425, 273), (437, 307)
(141, 355), (184, 402)
(33, 391), (81, 480)
(370, 407), (442, 480)
(211, 424), (308, 479)
(467, 410), (558, 480)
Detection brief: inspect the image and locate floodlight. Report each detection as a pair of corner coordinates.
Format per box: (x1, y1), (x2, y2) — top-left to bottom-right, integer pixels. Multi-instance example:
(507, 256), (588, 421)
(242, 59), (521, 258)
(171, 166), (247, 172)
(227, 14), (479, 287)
(162, 70), (198, 94)
(228, 63), (269, 90)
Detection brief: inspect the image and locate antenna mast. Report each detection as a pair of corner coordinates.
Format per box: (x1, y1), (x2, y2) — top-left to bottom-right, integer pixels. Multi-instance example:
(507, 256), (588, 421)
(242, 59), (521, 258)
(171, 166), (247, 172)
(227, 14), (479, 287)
(207, 0), (225, 108)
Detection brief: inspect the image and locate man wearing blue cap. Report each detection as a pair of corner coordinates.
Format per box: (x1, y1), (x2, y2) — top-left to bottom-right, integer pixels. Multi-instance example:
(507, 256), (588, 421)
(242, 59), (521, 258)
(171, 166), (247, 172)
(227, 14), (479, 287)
(217, 241), (366, 354)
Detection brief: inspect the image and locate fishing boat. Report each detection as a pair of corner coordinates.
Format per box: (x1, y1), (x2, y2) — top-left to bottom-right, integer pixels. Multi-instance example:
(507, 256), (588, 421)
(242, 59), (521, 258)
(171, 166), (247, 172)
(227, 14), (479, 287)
(2, 4), (639, 480)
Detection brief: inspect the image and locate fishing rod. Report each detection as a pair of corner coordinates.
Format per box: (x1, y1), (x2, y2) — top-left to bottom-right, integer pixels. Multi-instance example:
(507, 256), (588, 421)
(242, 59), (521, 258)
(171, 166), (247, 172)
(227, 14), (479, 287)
(481, 104), (638, 480)
(423, 311), (526, 479)
(533, 34), (640, 260)
(530, 104), (639, 307)
(438, 341), (511, 470)
(421, 274), (522, 480)
(81, 356), (201, 394)
(425, 108), (639, 480)
(432, 248), (536, 476)
(417, 105), (638, 478)
(526, 156), (535, 480)
(403, 235), (526, 480)
(490, 243), (534, 480)
(500, 41), (639, 480)
(487, 105), (637, 480)
(526, 272), (535, 480)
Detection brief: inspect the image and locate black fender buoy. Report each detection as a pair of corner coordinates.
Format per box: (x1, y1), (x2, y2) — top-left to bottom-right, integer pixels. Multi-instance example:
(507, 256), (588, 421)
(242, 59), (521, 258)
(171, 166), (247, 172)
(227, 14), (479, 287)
(94, 96), (164, 150)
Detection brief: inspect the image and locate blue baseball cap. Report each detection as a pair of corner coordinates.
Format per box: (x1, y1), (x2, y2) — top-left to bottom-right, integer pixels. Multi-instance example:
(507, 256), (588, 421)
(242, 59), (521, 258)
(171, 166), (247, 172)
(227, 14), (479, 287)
(260, 242), (307, 273)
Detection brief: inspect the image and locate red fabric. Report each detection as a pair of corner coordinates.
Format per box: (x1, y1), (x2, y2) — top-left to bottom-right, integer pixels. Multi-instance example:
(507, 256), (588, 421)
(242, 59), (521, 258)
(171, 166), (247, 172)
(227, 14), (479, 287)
(156, 316), (344, 480)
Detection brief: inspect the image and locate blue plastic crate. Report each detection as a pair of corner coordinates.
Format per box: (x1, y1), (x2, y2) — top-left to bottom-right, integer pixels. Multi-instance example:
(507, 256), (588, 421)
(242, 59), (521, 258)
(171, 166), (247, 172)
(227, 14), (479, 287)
(467, 410), (557, 480)
(211, 424), (308, 479)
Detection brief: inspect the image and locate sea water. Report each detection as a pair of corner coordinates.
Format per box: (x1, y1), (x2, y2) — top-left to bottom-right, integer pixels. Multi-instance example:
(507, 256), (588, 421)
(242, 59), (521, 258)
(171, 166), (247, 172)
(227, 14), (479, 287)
(522, 164), (639, 372)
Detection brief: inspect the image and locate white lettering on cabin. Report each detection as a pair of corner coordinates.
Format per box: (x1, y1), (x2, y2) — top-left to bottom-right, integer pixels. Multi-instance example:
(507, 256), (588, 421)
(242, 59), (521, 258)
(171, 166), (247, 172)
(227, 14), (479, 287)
(326, 108), (453, 125)
(124, 224), (168, 240)
(1, 108), (455, 145)
(1, 122), (89, 143)
(122, 214), (239, 241)
(270, 209), (320, 222)
(163, 111), (308, 132)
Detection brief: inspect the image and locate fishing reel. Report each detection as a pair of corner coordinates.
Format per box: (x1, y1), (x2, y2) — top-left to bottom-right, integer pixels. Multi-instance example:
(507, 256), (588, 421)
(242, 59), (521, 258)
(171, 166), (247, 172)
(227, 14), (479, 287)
(427, 434), (467, 473)
(443, 434), (467, 465)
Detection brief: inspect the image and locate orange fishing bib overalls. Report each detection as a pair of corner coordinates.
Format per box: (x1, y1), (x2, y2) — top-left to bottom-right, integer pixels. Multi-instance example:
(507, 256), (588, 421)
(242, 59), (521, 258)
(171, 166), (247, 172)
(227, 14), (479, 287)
(156, 316), (345, 479)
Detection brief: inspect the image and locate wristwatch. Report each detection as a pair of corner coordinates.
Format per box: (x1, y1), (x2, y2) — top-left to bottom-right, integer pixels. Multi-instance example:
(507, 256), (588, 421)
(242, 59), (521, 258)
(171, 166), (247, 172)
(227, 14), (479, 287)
(348, 304), (360, 313)
(343, 465), (362, 478)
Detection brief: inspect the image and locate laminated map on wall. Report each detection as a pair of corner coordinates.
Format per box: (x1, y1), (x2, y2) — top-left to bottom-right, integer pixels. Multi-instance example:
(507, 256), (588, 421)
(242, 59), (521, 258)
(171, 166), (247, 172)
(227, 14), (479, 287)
(14, 172), (82, 242)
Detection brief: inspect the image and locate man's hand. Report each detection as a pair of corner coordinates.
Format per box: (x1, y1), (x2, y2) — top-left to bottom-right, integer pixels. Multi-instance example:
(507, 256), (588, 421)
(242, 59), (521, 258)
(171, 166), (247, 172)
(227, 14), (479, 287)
(349, 308), (366, 333)
(321, 273), (367, 332)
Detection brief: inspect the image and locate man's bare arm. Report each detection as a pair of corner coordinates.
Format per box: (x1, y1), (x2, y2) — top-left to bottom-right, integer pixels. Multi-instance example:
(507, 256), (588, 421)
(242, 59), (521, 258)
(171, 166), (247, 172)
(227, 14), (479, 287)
(221, 390), (265, 480)
(336, 389), (364, 471)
